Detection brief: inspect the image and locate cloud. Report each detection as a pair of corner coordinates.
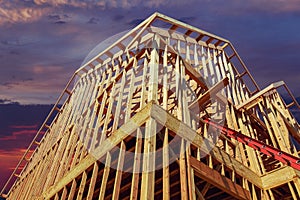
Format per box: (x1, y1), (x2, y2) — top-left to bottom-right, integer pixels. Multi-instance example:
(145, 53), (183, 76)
(10, 125), (38, 129)
(0, 148), (34, 189)
(87, 17), (100, 24)
(54, 20), (67, 24)
(1, 0), (300, 26)
(0, 103), (52, 141)
(0, 99), (19, 105)
(0, 129), (37, 141)
(112, 14), (125, 21)
(0, 149), (25, 169)
(0, 3), (50, 25)
(205, 0), (300, 15)
(48, 13), (71, 24)
(0, 103), (51, 189)
(0, 80), (64, 105)
(48, 14), (61, 21)
(1, 36), (38, 46)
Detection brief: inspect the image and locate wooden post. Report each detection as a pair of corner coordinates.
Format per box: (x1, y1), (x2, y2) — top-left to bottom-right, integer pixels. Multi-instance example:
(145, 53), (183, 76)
(140, 118), (157, 199)
(162, 128), (170, 200)
(130, 129), (142, 200)
(98, 153), (111, 200)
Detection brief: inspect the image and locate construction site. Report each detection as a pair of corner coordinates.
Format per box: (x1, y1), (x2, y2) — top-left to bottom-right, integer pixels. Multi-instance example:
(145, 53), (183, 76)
(1, 12), (300, 199)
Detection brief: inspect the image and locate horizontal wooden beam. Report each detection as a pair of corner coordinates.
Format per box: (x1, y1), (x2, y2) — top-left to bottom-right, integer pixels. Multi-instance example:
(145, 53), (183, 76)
(182, 59), (208, 90)
(190, 156), (251, 200)
(261, 166), (297, 189)
(237, 81), (284, 110)
(189, 77), (229, 110)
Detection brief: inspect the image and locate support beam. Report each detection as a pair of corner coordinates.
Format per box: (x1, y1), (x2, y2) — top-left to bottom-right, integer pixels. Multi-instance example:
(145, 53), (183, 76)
(189, 77), (229, 109)
(190, 156), (251, 200)
(237, 81), (284, 110)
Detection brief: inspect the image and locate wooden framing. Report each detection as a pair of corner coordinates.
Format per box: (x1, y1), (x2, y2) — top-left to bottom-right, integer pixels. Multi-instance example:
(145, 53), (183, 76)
(2, 12), (300, 200)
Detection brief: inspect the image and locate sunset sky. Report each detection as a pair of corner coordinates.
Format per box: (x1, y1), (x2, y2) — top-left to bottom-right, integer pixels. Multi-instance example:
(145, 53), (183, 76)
(1, 0), (300, 190)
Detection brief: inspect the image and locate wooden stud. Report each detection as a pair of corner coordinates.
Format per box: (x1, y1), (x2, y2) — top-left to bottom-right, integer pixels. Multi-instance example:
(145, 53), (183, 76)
(67, 179), (77, 200)
(86, 162), (99, 200)
(130, 129), (143, 200)
(98, 153), (111, 200)
(112, 141), (126, 199)
(140, 118), (157, 200)
(190, 156), (251, 200)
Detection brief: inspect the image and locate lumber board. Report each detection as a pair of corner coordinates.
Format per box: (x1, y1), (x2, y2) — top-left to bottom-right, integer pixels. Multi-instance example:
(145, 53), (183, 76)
(261, 166), (297, 189)
(189, 77), (229, 109)
(190, 156), (251, 200)
(86, 162), (98, 200)
(237, 81), (284, 110)
(98, 153), (111, 200)
(129, 129), (142, 200)
(112, 141), (126, 199)
(140, 117), (157, 199)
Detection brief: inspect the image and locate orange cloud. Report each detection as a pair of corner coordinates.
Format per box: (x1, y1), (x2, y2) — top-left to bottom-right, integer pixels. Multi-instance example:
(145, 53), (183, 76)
(0, 148), (34, 189)
(0, 0), (103, 25)
(0, 5), (51, 25)
(0, 149), (29, 169)
(1, 0), (299, 26)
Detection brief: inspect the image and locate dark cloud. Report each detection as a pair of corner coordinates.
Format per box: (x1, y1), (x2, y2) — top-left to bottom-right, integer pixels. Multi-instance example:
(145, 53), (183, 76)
(48, 14), (61, 21)
(54, 20), (67, 24)
(23, 78), (34, 82)
(0, 99), (19, 105)
(0, 81), (19, 89)
(113, 14), (125, 21)
(87, 17), (100, 24)
(48, 13), (71, 24)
